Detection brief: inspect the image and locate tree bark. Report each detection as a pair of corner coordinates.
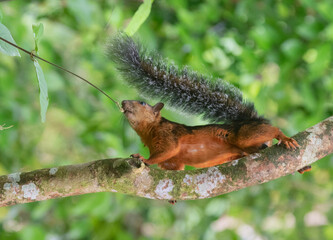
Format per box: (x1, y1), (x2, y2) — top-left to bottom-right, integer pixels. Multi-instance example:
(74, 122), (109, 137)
(0, 116), (332, 207)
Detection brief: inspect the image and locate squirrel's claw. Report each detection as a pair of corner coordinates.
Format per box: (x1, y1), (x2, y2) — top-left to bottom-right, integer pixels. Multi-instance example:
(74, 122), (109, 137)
(130, 153), (150, 166)
(130, 153), (142, 158)
(279, 137), (299, 150)
(285, 138), (299, 149)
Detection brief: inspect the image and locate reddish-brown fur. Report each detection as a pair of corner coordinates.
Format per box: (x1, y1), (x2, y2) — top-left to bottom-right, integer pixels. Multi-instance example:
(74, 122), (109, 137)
(122, 100), (300, 171)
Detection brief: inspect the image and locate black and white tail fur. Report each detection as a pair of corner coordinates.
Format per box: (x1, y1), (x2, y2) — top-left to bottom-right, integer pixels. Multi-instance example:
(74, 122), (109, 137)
(107, 32), (266, 123)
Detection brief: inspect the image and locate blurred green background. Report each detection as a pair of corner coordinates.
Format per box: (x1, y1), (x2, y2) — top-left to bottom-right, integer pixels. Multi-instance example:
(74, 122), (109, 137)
(1, 0), (333, 239)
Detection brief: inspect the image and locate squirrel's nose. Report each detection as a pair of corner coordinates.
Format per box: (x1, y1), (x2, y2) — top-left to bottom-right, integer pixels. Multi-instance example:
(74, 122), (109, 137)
(121, 100), (128, 108)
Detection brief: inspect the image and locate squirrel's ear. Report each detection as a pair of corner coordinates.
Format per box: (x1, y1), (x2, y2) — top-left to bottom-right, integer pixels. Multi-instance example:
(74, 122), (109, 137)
(153, 102), (164, 113)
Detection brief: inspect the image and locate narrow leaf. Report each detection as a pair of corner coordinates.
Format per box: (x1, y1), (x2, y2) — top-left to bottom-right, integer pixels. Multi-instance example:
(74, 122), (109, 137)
(33, 60), (49, 123)
(125, 0), (154, 36)
(32, 23), (44, 53)
(0, 22), (20, 56)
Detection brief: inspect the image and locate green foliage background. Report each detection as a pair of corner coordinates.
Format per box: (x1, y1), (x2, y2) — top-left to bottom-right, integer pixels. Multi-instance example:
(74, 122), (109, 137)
(0, 0), (333, 239)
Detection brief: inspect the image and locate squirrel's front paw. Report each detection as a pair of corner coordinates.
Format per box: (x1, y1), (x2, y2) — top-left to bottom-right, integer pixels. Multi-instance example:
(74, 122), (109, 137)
(130, 153), (150, 166)
(278, 137), (300, 149)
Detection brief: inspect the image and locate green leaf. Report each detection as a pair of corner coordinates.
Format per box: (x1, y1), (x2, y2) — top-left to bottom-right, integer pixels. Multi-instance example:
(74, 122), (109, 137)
(281, 39), (303, 59)
(124, 0), (154, 36)
(32, 23), (48, 122)
(296, 19), (322, 40)
(32, 23), (44, 53)
(0, 22), (21, 57)
(250, 24), (280, 50)
(67, 0), (95, 26)
(33, 60), (49, 123)
(19, 225), (46, 240)
(308, 44), (331, 79)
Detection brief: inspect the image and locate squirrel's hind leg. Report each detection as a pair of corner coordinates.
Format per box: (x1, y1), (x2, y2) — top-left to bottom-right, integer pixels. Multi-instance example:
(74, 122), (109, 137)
(230, 123), (299, 152)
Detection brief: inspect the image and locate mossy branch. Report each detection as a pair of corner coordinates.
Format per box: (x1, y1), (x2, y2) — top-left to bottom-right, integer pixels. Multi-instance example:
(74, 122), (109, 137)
(0, 116), (332, 207)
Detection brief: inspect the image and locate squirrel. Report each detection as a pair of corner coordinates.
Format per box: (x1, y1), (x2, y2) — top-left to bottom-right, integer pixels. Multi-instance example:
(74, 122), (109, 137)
(108, 33), (311, 174)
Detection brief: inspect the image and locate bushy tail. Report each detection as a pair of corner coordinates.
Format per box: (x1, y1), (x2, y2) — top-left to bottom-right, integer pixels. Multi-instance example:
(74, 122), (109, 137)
(107, 32), (262, 123)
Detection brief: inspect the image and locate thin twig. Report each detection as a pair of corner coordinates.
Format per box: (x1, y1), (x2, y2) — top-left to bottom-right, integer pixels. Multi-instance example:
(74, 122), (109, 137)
(0, 36), (122, 110)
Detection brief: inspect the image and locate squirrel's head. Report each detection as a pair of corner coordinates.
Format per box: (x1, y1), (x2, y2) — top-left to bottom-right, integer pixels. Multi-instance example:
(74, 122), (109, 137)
(121, 100), (164, 130)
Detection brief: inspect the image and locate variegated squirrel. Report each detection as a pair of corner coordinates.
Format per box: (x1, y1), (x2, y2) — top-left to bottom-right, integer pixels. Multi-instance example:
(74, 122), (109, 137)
(108, 33), (311, 174)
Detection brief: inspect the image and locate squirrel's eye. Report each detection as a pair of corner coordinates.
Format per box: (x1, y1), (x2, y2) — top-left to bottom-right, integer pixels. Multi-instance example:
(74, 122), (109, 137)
(139, 101), (146, 106)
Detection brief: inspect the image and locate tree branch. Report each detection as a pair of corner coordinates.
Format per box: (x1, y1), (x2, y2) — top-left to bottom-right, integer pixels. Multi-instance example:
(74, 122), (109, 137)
(1, 116), (332, 207)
